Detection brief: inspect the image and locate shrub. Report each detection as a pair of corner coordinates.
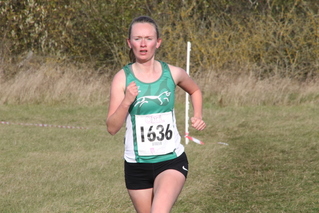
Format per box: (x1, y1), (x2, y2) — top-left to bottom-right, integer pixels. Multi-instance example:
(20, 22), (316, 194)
(0, 0), (318, 79)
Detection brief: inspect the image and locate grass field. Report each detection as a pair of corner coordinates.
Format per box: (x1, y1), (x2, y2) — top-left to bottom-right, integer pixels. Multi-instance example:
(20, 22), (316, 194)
(1, 103), (319, 212)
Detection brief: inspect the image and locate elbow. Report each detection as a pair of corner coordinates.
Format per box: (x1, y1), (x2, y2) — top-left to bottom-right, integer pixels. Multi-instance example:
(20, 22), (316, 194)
(190, 88), (202, 96)
(107, 128), (118, 136)
(108, 131), (116, 136)
(106, 121), (119, 135)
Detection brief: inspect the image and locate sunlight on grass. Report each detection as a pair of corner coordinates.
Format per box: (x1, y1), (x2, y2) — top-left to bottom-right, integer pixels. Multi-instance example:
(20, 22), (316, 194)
(1, 104), (319, 212)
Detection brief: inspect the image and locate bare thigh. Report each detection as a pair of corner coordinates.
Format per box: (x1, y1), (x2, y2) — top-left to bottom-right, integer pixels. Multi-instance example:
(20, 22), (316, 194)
(152, 169), (186, 213)
(128, 188), (153, 213)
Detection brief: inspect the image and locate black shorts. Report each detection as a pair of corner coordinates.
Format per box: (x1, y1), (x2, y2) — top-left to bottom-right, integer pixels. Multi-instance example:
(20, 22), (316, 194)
(124, 152), (189, 190)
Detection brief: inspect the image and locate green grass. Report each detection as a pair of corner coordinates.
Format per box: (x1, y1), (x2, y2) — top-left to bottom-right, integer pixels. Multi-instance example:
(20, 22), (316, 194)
(1, 103), (319, 212)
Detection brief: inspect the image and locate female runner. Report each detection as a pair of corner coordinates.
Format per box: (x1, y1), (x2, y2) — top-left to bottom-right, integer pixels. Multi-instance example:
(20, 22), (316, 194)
(106, 16), (206, 213)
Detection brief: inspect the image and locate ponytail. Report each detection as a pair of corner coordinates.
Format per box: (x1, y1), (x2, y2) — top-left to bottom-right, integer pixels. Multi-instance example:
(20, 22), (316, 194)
(129, 48), (136, 63)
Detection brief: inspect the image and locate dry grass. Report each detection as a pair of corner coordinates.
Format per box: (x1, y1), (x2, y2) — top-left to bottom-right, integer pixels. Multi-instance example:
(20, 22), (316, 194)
(0, 60), (110, 105)
(199, 71), (319, 107)
(1, 59), (319, 106)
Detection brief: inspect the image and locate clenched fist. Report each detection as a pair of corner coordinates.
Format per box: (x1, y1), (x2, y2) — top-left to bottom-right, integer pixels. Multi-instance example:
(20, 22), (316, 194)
(124, 81), (139, 105)
(191, 117), (206, 131)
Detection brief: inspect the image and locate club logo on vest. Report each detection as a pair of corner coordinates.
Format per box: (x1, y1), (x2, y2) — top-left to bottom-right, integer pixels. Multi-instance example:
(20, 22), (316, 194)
(134, 91), (171, 107)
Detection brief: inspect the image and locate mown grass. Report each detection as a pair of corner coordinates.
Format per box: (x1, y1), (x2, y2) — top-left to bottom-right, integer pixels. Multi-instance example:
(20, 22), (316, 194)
(1, 103), (319, 212)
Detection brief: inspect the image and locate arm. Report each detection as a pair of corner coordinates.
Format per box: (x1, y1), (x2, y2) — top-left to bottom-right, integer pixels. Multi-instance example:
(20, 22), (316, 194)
(106, 70), (139, 135)
(169, 65), (206, 131)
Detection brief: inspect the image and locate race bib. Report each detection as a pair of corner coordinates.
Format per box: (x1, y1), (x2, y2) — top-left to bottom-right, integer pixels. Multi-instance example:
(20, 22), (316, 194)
(135, 112), (176, 156)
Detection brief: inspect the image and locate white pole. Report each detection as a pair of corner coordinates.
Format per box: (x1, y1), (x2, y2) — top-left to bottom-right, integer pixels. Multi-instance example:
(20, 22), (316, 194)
(185, 41), (191, 145)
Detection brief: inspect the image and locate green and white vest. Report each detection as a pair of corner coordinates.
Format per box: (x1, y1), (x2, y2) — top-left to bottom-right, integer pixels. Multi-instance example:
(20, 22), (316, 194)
(123, 61), (184, 163)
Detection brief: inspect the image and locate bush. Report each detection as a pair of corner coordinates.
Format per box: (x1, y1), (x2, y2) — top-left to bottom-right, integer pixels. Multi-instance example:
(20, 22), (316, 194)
(0, 0), (318, 79)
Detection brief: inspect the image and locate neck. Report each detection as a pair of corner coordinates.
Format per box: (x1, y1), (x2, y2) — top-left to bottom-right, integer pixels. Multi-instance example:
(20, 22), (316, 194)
(134, 59), (158, 73)
(132, 60), (162, 83)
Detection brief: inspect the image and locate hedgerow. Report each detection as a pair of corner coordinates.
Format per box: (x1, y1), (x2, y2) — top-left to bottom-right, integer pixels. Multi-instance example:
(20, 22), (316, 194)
(0, 0), (318, 79)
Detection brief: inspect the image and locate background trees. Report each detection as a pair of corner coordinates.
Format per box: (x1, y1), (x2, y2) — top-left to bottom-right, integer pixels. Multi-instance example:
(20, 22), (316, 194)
(1, 0), (318, 79)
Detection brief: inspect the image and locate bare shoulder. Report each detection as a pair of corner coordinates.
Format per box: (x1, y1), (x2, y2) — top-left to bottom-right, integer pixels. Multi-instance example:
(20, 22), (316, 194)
(167, 64), (187, 84)
(167, 62), (199, 94)
(111, 69), (126, 89)
(112, 69), (125, 81)
(167, 64), (185, 73)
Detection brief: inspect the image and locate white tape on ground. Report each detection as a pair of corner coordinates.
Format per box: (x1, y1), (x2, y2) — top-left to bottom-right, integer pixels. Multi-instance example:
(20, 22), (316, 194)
(185, 133), (229, 146)
(0, 121), (89, 130)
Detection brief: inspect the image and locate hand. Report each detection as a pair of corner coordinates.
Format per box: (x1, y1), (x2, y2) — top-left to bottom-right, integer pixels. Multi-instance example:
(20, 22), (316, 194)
(191, 117), (206, 131)
(124, 81), (139, 105)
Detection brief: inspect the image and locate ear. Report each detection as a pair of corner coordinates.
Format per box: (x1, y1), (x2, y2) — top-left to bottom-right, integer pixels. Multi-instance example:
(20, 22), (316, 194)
(127, 39), (132, 49)
(156, 38), (162, 49)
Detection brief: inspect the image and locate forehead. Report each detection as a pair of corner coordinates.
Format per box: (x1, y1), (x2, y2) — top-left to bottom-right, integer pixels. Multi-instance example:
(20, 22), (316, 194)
(130, 22), (157, 36)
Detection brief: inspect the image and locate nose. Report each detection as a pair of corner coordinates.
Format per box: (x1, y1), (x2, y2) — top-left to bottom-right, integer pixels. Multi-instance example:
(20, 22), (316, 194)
(140, 38), (146, 47)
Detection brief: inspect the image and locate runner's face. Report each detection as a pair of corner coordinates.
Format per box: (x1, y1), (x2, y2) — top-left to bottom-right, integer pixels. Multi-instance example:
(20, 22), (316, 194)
(127, 23), (161, 62)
